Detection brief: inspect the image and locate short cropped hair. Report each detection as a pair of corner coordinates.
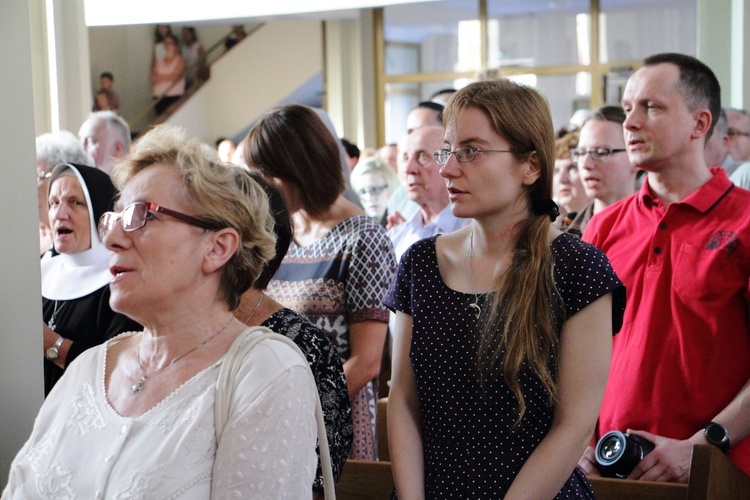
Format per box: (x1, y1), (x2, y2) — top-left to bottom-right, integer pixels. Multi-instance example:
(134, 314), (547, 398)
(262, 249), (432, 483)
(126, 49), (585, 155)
(112, 125), (276, 310)
(341, 138), (360, 161)
(416, 101), (445, 123)
(643, 53), (721, 139)
(244, 104), (344, 217)
(88, 111), (131, 151)
(587, 105), (626, 126)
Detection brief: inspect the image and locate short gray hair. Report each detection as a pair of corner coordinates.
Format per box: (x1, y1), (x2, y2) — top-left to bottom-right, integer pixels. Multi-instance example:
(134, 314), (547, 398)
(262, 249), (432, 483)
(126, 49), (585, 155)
(87, 111), (131, 151)
(36, 130), (94, 172)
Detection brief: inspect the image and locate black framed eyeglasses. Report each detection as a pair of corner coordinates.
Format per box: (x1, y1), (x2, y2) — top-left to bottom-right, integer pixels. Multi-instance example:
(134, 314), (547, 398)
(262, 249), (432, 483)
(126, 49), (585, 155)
(433, 146), (514, 166)
(98, 201), (220, 240)
(571, 147), (626, 163)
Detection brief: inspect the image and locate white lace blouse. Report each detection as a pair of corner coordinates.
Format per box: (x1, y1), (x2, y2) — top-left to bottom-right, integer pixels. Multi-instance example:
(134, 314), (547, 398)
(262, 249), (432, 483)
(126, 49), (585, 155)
(2, 331), (318, 499)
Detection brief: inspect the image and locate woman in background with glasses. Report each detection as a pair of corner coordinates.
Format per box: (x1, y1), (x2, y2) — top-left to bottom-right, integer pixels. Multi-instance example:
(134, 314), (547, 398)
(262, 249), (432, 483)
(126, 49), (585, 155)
(40, 163), (140, 396)
(565, 105), (636, 236)
(385, 80), (626, 498)
(350, 156), (401, 227)
(4, 125), (319, 498)
(245, 104), (397, 461)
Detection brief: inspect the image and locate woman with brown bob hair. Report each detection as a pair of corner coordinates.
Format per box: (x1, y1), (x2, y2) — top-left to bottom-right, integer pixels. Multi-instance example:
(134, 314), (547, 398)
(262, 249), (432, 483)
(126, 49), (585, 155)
(385, 80), (626, 498)
(245, 104), (397, 461)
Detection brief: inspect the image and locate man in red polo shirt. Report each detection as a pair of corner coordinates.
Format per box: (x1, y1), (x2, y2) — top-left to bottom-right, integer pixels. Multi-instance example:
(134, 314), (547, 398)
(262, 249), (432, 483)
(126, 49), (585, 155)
(578, 53), (750, 482)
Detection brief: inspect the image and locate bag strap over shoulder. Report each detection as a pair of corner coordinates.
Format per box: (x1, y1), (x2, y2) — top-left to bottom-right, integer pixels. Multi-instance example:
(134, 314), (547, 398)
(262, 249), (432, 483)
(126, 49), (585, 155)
(214, 326), (336, 499)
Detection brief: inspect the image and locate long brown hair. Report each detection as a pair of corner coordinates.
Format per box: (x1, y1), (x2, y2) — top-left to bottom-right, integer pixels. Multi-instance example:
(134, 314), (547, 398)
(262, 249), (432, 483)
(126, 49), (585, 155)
(444, 79), (563, 422)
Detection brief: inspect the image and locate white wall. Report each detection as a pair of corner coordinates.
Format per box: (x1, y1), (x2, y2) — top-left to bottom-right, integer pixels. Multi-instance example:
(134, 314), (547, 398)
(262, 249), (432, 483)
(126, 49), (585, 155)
(325, 10), (378, 150)
(166, 19), (323, 143)
(87, 24), (243, 130)
(0, 0), (46, 488)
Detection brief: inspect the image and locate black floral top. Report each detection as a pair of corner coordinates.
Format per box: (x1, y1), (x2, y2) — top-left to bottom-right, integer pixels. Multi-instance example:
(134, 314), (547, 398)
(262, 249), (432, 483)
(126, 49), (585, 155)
(261, 308), (353, 490)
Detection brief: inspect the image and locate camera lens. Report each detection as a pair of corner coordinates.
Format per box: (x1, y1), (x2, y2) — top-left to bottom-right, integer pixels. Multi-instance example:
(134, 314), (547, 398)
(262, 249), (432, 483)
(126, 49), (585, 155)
(595, 431), (655, 478)
(599, 435), (623, 460)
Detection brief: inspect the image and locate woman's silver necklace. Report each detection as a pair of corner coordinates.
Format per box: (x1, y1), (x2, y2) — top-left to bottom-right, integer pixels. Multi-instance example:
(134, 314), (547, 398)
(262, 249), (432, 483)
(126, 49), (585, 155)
(48, 300), (65, 331)
(239, 294), (264, 325)
(131, 316), (234, 395)
(467, 228), (482, 320)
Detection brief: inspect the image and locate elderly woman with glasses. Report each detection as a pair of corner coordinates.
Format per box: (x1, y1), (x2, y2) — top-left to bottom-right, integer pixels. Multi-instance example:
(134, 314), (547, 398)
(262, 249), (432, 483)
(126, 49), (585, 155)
(4, 125), (319, 498)
(350, 156), (400, 226)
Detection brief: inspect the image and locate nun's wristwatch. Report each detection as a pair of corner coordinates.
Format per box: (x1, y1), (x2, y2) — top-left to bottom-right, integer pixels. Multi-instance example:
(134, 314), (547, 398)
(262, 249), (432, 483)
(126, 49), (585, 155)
(46, 336), (64, 360)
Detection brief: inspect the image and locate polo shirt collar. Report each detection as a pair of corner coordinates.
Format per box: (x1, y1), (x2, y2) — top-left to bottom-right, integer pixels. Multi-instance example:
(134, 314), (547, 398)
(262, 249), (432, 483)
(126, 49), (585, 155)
(636, 166), (733, 214)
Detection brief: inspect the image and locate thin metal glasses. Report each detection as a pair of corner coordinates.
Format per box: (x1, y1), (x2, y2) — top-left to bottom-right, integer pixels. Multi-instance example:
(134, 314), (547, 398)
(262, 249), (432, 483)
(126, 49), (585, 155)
(402, 151), (434, 167)
(357, 185), (389, 197)
(570, 148), (626, 163)
(98, 201), (219, 240)
(433, 146), (514, 166)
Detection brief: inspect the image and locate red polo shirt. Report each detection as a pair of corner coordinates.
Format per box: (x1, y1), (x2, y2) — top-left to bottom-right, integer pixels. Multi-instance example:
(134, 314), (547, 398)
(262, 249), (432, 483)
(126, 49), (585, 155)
(583, 167), (750, 474)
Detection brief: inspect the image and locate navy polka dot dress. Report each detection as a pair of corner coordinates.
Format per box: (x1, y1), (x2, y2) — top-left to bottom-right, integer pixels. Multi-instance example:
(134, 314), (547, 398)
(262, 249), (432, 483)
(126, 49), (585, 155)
(385, 233), (625, 498)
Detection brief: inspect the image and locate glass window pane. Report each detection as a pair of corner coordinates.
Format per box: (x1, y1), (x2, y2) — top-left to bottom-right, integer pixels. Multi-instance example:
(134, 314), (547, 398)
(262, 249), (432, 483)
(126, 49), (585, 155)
(384, 80), (473, 143)
(599, 0), (697, 63)
(487, 0), (590, 68)
(384, 0), (480, 75)
(531, 73), (591, 132)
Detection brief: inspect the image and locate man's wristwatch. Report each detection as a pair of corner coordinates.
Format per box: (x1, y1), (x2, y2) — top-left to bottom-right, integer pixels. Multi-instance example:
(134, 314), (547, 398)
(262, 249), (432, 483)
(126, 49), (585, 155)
(703, 422), (731, 454)
(46, 336), (65, 361)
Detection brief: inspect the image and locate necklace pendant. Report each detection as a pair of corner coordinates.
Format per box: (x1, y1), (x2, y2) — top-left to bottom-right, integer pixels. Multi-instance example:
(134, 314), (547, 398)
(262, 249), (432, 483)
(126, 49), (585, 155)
(131, 377), (145, 394)
(469, 301), (482, 320)
(48, 318), (56, 331)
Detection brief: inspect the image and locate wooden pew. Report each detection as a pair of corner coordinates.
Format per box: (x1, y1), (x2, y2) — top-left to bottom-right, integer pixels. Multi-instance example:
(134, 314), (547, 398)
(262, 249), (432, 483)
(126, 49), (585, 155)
(359, 397), (750, 498)
(336, 446), (750, 499)
(336, 460), (394, 499)
(589, 445), (750, 499)
(589, 476), (687, 499)
(377, 397), (389, 461)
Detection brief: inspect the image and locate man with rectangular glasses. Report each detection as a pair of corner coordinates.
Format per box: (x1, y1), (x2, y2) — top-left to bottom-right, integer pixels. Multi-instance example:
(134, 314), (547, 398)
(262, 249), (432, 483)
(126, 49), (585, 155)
(387, 126), (468, 262)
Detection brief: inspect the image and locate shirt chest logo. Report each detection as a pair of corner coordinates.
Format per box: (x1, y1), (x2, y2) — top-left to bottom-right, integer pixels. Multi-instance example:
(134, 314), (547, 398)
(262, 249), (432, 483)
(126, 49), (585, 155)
(705, 231), (739, 257)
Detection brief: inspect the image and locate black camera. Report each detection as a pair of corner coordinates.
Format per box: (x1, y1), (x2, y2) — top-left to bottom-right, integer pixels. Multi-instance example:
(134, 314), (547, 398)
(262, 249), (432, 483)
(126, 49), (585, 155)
(595, 430), (655, 478)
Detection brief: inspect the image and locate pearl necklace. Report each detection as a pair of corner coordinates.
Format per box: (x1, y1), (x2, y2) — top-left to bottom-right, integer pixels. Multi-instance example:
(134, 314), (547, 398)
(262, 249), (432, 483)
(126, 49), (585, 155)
(131, 316), (234, 395)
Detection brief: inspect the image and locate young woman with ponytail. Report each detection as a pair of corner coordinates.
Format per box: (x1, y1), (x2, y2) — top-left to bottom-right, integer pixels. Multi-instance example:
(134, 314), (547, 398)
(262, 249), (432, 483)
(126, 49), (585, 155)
(385, 79), (626, 499)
